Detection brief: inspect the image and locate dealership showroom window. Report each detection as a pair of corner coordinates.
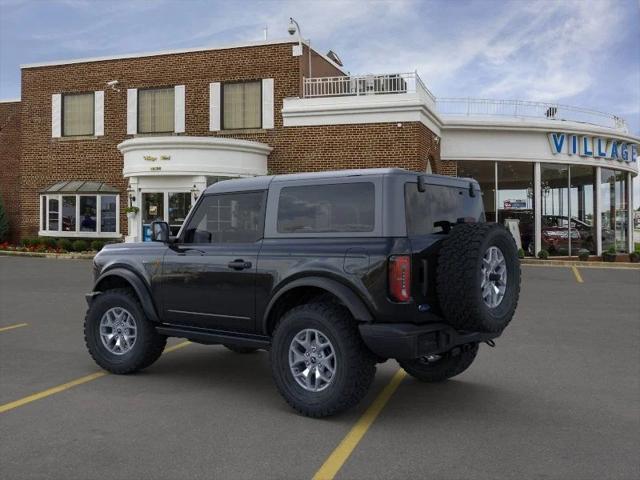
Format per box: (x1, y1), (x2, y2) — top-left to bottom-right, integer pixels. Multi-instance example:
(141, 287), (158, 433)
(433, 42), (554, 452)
(457, 160), (632, 256)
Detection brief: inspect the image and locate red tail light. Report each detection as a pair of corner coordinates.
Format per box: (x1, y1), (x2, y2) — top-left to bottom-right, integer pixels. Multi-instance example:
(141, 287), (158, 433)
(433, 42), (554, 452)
(388, 255), (411, 302)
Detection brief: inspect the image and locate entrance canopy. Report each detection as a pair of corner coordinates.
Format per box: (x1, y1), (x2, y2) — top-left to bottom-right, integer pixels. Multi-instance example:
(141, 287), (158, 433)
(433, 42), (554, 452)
(41, 180), (119, 194)
(118, 136), (271, 178)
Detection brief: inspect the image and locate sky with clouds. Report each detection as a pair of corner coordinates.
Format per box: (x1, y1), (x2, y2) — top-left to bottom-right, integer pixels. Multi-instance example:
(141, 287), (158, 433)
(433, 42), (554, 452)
(1, 0), (638, 202)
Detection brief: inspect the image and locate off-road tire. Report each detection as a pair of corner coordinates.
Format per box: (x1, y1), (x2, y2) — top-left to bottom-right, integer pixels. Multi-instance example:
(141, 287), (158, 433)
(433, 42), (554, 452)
(398, 343), (479, 382)
(84, 288), (167, 374)
(437, 223), (521, 333)
(223, 345), (259, 354)
(270, 302), (376, 418)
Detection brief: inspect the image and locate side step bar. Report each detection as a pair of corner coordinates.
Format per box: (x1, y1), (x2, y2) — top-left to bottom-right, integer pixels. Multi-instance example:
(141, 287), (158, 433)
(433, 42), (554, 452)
(156, 324), (271, 350)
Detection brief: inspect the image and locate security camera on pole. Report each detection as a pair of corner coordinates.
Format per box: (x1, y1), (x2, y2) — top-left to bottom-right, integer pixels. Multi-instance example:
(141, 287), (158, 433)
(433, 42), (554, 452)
(288, 17), (311, 79)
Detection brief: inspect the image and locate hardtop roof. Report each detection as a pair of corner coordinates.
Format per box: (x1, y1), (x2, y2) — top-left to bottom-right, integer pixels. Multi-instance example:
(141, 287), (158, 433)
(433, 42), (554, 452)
(203, 168), (478, 195)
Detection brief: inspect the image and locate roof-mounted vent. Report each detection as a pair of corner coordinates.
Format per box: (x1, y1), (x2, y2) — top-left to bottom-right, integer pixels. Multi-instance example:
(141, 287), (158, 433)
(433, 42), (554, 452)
(326, 50), (343, 66)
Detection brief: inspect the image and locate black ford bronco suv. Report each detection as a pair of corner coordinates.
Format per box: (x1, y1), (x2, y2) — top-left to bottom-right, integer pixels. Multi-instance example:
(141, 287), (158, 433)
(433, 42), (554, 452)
(85, 169), (520, 417)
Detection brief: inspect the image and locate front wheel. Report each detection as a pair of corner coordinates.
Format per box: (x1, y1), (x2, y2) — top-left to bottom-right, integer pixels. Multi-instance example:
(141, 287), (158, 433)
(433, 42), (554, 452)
(270, 302), (376, 418)
(398, 343), (478, 382)
(84, 288), (167, 374)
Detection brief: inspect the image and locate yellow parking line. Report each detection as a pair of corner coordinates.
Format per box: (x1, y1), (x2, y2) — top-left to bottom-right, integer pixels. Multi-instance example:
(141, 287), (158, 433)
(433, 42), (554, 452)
(0, 340), (191, 414)
(0, 323), (28, 333)
(312, 368), (407, 480)
(164, 340), (191, 354)
(0, 372), (108, 414)
(571, 266), (584, 283)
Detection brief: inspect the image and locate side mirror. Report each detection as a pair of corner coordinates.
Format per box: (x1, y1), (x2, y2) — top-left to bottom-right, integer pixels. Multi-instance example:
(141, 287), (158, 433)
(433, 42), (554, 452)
(151, 221), (170, 243)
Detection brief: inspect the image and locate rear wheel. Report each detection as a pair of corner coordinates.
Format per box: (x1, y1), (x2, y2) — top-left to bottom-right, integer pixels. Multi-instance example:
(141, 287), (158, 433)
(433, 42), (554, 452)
(437, 223), (521, 333)
(398, 343), (479, 382)
(270, 302), (376, 418)
(84, 288), (166, 374)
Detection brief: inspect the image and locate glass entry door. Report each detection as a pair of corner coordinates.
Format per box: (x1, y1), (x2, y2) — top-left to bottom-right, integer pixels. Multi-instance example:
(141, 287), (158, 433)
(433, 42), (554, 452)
(142, 193), (165, 242)
(141, 191), (193, 241)
(168, 192), (192, 236)
(541, 164), (570, 256)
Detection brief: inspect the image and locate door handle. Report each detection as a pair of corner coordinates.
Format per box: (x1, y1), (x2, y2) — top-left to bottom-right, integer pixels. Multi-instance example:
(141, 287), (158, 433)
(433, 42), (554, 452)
(228, 259), (252, 270)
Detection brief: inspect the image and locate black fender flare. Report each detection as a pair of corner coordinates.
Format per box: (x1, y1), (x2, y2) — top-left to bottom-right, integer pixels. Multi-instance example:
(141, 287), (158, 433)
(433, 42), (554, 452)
(92, 268), (160, 323)
(261, 276), (373, 334)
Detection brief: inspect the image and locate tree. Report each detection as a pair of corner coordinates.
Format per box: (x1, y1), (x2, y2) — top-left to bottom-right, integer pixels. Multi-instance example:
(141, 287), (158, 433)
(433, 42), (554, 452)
(0, 195), (9, 242)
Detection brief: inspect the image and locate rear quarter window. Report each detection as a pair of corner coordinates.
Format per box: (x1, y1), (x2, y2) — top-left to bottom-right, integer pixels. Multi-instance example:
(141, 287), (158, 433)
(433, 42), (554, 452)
(404, 182), (484, 235)
(277, 182), (375, 233)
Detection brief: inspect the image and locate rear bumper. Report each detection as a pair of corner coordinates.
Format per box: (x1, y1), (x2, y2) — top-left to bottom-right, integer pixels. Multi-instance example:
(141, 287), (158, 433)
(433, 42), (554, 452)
(359, 322), (500, 360)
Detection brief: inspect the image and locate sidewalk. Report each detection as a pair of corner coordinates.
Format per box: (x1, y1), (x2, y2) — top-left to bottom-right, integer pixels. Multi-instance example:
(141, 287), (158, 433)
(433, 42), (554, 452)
(521, 258), (640, 269)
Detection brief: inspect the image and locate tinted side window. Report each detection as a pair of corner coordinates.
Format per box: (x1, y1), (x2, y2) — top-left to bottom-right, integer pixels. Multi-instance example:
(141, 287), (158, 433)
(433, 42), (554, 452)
(404, 183), (484, 235)
(277, 183), (375, 233)
(183, 192), (265, 244)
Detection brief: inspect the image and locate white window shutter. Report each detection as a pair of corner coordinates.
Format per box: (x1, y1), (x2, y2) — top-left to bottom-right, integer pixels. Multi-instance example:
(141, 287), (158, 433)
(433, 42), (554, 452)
(94, 91), (104, 136)
(127, 88), (137, 135)
(51, 94), (62, 138)
(262, 78), (274, 129)
(174, 85), (185, 133)
(209, 82), (221, 131)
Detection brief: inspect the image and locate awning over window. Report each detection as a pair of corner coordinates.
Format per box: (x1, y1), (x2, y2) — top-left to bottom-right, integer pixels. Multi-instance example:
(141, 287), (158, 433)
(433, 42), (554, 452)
(41, 181), (120, 194)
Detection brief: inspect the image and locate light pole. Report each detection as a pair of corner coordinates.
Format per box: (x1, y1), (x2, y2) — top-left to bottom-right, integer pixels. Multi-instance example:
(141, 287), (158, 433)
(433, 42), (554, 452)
(288, 17), (312, 79)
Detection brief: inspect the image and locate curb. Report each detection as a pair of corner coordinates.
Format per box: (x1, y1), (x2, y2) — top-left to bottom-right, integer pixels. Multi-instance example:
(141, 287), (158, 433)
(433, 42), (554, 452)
(521, 258), (640, 269)
(0, 250), (95, 260)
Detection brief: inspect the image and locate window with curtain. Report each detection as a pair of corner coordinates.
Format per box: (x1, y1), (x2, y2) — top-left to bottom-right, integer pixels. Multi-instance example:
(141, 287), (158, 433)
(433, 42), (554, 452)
(63, 92), (94, 136)
(138, 88), (175, 133)
(223, 81), (261, 129)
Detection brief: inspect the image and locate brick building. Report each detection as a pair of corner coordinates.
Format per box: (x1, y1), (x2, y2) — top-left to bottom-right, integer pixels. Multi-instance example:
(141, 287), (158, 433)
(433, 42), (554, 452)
(0, 37), (637, 254)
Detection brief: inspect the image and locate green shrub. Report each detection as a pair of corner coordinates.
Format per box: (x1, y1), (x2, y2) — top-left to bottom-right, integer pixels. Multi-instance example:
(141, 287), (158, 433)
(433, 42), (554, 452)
(0, 195), (9, 243)
(90, 240), (105, 252)
(40, 237), (58, 249)
(629, 251), (640, 263)
(537, 249), (549, 260)
(21, 238), (34, 247)
(603, 245), (617, 262)
(72, 239), (88, 252)
(577, 249), (590, 261)
(517, 248), (525, 259)
(57, 238), (73, 252)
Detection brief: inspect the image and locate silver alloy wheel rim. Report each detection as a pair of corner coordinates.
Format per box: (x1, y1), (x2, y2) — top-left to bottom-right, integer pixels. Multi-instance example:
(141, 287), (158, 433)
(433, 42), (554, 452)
(481, 246), (508, 308)
(99, 307), (137, 355)
(288, 328), (337, 392)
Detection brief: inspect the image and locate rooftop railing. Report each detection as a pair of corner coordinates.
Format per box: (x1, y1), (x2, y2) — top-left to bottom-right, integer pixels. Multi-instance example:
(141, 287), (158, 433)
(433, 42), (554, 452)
(301, 73), (628, 132)
(303, 72), (436, 102)
(435, 98), (628, 132)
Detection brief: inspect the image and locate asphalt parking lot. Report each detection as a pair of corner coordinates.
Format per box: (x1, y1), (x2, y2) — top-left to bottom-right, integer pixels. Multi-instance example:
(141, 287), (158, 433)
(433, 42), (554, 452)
(1, 257), (639, 480)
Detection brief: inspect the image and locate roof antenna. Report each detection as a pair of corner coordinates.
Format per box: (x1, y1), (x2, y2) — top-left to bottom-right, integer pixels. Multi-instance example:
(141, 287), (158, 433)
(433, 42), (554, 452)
(263, 25), (268, 40)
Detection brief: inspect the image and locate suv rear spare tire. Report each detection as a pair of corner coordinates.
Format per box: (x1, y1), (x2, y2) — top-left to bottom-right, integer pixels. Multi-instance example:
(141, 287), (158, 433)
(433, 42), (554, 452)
(437, 223), (520, 333)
